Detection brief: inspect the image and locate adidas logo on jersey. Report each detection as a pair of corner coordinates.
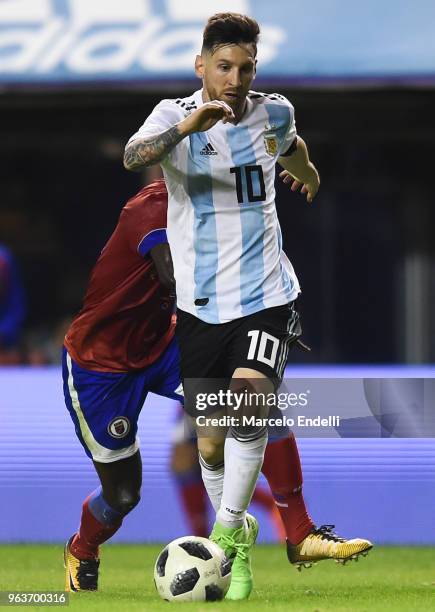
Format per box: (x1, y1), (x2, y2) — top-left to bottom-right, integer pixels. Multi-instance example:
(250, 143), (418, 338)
(200, 143), (218, 155)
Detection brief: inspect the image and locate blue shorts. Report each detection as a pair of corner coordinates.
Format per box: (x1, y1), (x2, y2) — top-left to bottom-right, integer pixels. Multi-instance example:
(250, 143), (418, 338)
(62, 338), (183, 463)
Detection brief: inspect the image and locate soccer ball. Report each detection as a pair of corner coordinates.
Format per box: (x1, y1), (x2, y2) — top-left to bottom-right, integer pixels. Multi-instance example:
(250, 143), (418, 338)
(153, 536), (232, 602)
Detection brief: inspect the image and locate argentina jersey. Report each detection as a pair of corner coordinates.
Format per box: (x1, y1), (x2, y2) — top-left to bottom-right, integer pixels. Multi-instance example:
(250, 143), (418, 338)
(127, 89), (300, 324)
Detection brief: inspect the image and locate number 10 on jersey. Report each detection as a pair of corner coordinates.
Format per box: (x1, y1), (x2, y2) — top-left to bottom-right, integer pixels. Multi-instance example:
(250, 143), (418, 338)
(230, 165), (266, 204)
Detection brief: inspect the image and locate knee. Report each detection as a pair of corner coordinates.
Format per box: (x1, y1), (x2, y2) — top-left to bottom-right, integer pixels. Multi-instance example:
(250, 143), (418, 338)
(197, 438), (224, 466)
(107, 487), (141, 517)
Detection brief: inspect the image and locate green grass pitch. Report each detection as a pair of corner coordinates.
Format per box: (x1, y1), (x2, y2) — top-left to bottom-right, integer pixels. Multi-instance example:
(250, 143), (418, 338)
(1, 545), (434, 611)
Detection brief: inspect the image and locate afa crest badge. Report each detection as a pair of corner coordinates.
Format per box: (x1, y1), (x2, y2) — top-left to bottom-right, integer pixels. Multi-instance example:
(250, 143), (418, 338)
(264, 123), (278, 156)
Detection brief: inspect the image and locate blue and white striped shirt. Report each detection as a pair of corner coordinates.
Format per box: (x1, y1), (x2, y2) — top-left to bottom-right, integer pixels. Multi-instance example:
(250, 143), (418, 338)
(127, 89), (300, 324)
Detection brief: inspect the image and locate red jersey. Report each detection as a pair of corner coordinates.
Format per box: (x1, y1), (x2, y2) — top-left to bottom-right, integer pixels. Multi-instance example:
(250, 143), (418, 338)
(64, 180), (174, 372)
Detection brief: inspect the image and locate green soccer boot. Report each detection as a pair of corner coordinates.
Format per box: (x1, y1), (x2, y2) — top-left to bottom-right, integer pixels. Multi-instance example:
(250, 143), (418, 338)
(210, 513), (259, 600)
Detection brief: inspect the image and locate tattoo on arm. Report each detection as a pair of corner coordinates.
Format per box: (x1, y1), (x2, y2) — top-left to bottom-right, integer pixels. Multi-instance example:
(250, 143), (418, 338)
(123, 125), (184, 171)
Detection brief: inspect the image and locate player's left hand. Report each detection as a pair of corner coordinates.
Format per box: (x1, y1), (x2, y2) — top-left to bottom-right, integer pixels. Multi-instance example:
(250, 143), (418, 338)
(279, 164), (320, 203)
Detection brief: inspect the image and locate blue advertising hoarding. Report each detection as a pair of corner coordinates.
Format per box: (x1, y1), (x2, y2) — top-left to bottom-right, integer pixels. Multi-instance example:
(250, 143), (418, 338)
(0, 0), (434, 87)
(1, 365), (434, 543)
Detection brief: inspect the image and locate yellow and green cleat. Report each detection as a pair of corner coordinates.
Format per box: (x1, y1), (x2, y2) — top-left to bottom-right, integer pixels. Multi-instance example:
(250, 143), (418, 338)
(64, 535), (100, 592)
(210, 513), (259, 600)
(287, 524), (373, 571)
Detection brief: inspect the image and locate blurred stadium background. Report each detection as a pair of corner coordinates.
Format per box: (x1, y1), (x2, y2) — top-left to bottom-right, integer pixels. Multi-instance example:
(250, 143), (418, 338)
(1, 0), (434, 547)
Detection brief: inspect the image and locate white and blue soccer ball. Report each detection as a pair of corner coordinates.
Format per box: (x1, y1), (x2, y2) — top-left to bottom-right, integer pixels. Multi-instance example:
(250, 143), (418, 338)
(153, 536), (231, 602)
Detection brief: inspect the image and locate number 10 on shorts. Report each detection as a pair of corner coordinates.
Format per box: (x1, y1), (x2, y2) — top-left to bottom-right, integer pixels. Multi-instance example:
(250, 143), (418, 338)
(247, 330), (279, 368)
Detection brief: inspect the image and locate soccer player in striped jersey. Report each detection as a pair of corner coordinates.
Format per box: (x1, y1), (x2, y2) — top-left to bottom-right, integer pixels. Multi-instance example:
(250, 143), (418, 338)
(63, 180), (371, 593)
(124, 13), (371, 599)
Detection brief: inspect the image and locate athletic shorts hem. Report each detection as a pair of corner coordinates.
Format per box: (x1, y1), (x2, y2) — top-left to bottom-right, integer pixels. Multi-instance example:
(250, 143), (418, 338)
(89, 439), (140, 464)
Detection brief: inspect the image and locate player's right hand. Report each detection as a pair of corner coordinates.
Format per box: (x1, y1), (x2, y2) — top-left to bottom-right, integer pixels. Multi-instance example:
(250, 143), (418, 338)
(179, 101), (235, 135)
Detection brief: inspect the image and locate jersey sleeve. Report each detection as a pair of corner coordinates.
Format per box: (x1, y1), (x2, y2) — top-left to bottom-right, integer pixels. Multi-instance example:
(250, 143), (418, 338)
(137, 228), (168, 258)
(276, 95), (297, 156)
(126, 99), (185, 146)
(120, 187), (169, 258)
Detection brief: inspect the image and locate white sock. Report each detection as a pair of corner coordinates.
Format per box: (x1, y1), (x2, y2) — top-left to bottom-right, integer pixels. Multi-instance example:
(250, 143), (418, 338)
(217, 434), (268, 529)
(198, 454), (224, 513)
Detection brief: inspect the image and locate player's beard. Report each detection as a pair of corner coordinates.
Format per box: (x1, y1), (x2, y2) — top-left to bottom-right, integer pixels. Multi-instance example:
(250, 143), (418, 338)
(219, 94), (247, 122)
(203, 83), (247, 122)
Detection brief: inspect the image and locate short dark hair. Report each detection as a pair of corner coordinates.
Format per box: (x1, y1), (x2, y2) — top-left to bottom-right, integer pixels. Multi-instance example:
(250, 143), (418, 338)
(202, 13), (260, 55)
